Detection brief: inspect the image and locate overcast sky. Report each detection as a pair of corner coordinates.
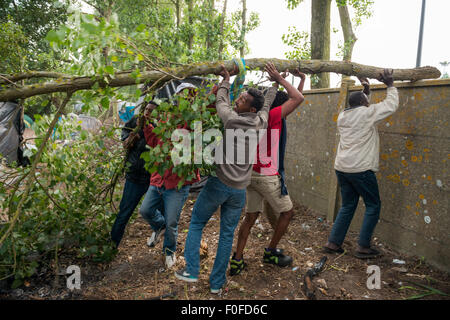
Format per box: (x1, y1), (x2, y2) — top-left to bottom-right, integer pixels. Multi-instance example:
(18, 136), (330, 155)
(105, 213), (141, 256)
(225, 0), (449, 88)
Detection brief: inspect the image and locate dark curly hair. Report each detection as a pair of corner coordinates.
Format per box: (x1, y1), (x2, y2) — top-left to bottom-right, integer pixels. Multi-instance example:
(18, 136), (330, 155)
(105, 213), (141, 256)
(271, 90), (288, 110)
(247, 88), (265, 112)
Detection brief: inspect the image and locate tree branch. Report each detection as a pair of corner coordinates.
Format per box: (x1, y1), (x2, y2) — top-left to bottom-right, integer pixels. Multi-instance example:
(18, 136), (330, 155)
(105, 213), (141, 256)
(0, 59), (441, 102)
(0, 71), (72, 85)
(336, 2), (357, 61)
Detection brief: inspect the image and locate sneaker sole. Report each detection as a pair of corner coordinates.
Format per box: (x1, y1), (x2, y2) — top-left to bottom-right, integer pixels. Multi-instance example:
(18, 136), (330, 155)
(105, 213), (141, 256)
(354, 252), (381, 259)
(263, 258), (293, 268)
(175, 273), (198, 283)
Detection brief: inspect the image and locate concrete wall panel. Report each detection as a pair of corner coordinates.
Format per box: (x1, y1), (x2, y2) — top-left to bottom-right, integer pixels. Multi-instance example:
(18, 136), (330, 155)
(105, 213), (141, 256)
(284, 79), (450, 272)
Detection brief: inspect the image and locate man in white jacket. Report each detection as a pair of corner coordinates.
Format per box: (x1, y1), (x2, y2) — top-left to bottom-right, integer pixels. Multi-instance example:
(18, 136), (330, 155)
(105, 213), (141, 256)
(323, 69), (399, 259)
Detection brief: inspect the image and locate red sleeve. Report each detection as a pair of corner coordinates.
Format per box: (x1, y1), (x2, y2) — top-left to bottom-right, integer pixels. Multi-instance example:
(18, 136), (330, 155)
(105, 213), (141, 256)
(268, 106), (282, 128)
(143, 124), (160, 147)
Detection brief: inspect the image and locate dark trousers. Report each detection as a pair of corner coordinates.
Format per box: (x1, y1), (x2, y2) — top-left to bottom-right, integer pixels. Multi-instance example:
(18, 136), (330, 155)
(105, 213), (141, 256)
(111, 179), (149, 247)
(328, 170), (381, 248)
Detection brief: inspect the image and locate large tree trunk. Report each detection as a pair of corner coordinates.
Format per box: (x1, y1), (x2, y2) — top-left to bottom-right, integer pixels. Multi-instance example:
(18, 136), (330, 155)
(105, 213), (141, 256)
(206, 0), (215, 51)
(311, 0), (331, 88)
(218, 0), (227, 60)
(336, 1), (357, 61)
(174, 0), (182, 28)
(240, 0), (247, 58)
(186, 0), (194, 50)
(0, 59), (441, 101)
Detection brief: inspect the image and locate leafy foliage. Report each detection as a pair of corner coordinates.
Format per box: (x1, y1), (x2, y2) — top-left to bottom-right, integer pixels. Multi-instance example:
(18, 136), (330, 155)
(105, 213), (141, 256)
(0, 116), (122, 288)
(336, 0), (374, 26)
(282, 27), (311, 61)
(141, 87), (222, 188)
(0, 1), (261, 288)
(0, 0), (69, 72)
(285, 0), (304, 10)
(0, 18), (27, 74)
(228, 10), (260, 57)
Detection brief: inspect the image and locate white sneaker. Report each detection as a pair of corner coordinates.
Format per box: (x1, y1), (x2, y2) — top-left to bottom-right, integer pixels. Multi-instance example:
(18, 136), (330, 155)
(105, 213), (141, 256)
(165, 254), (176, 269)
(147, 227), (165, 247)
(210, 288), (222, 294)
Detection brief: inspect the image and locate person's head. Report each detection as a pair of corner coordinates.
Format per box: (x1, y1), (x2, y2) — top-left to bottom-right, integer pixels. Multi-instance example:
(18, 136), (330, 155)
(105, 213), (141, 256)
(143, 101), (158, 120)
(234, 88), (265, 114)
(271, 90), (288, 110)
(348, 91), (369, 108)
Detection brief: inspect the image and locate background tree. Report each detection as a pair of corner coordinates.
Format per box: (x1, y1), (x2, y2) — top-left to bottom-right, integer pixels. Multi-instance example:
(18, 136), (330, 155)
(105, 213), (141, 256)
(311, 0), (331, 88)
(335, 0), (373, 61)
(240, 0), (247, 57)
(0, 19), (28, 75)
(284, 0), (373, 87)
(218, 0), (228, 60)
(0, 0), (70, 72)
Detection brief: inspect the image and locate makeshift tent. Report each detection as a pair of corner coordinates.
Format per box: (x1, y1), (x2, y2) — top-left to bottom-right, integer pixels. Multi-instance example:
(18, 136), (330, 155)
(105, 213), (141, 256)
(0, 101), (28, 166)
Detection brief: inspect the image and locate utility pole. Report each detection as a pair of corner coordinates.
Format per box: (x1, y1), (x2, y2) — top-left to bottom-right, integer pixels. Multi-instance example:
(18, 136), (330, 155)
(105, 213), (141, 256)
(416, 0), (426, 67)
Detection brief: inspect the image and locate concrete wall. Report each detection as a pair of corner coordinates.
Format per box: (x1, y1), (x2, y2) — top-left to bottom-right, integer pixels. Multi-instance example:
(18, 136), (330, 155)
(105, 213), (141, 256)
(284, 79), (450, 272)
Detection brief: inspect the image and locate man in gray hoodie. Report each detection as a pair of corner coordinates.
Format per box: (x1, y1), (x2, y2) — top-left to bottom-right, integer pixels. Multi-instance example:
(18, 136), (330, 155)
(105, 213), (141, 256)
(175, 63), (281, 293)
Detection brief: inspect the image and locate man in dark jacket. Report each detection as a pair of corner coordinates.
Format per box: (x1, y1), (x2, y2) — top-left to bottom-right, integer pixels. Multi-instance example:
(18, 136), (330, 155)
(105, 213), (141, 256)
(110, 102), (158, 248)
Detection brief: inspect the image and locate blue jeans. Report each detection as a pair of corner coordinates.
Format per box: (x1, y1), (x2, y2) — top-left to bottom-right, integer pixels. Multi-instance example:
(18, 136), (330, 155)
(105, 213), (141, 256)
(111, 179), (149, 247)
(139, 184), (190, 256)
(328, 170), (381, 248)
(184, 176), (246, 290)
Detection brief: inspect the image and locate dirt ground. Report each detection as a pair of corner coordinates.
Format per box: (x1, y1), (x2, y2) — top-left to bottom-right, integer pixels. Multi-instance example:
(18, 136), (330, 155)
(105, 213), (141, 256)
(1, 194), (449, 301)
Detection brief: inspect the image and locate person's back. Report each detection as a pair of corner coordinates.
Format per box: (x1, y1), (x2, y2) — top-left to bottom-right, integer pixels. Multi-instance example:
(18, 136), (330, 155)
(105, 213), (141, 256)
(122, 116), (150, 184)
(324, 69), (401, 259)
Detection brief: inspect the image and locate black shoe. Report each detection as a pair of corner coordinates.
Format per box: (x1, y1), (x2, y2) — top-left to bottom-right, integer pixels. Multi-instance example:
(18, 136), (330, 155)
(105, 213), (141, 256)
(354, 247), (381, 259)
(263, 248), (293, 267)
(229, 253), (247, 276)
(322, 245), (345, 254)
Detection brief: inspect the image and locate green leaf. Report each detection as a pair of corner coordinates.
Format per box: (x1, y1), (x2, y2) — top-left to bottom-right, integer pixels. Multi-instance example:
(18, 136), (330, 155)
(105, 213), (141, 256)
(136, 24), (146, 32)
(11, 278), (23, 289)
(100, 97), (110, 109)
(104, 65), (114, 75)
(46, 30), (61, 43)
(81, 22), (98, 34)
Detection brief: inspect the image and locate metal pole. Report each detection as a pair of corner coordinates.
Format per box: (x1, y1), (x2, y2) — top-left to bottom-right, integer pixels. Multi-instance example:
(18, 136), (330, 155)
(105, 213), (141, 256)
(416, 0), (426, 67)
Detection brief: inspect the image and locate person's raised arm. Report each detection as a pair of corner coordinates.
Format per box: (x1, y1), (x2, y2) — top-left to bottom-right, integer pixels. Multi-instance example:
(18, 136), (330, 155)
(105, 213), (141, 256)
(358, 77), (371, 96)
(369, 69), (399, 123)
(214, 64), (239, 123)
(265, 62), (304, 118)
(122, 118), (139, 149)
(289, 68), (306, 94)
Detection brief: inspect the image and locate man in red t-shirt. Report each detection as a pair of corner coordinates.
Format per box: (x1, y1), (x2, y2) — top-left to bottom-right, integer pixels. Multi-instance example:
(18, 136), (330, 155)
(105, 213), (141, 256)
(230, 66), (306, 275)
